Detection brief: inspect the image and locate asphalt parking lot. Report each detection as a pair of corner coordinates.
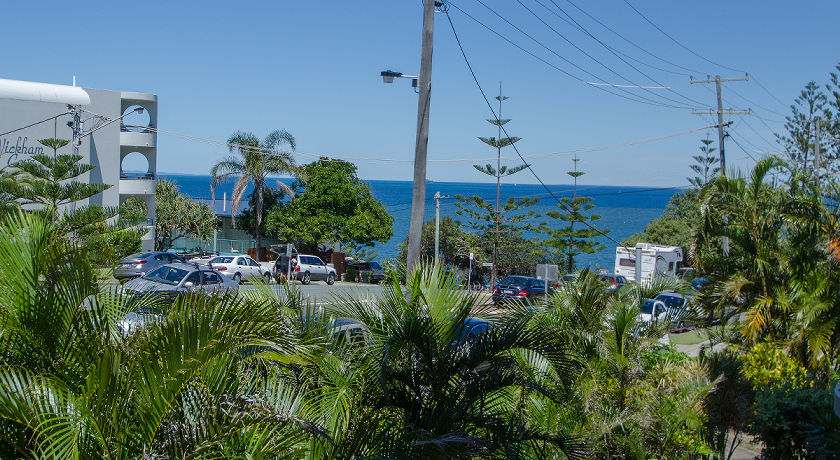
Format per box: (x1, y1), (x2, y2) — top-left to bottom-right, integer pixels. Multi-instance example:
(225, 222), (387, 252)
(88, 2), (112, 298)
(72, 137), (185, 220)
(240, 281), (384, 306)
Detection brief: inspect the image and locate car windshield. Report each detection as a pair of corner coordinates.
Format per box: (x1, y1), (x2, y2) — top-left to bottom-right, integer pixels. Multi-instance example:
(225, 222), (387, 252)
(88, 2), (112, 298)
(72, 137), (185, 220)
(500, 276), (532, 287)
(654, 294), (684, 308)
(369, 261), (382, 270)
(210, 256), (234, 264)
(142, 266), (189, 285)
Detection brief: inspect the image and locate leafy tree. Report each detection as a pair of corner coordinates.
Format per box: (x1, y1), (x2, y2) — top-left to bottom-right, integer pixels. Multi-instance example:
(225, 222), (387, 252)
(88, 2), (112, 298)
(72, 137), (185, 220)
(0, 210), (325, 458)
(238, 185), (280, 239)
(397, 216), (472, 270)
(0, 137), (146, 263)
(688, 135), (720, 188)
(467, 91), (533, 285)
(330, 263), (585, 458)
(454, 194), (542, 278)
(777, 81), (828, 174)
(700, 157), (786, 318)
(155, 179), (216, 251)
(541, 156), (608, 272)
(211, 129), (297, 260)
(4, 138), (108, 222)
(265, 158), (392, 251)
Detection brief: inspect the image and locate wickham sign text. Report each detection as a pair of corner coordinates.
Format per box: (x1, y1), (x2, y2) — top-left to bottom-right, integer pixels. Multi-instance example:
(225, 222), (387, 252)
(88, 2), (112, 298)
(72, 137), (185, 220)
(1, 136), (44, 165)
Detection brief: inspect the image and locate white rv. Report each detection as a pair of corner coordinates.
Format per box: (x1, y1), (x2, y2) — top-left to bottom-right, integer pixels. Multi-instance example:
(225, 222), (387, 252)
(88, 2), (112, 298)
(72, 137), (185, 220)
(614, 243), (683, 283)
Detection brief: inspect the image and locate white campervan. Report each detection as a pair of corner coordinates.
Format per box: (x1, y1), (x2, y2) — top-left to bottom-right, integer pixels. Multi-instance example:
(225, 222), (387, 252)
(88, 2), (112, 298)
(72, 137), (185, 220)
(614, 243), (683, 283)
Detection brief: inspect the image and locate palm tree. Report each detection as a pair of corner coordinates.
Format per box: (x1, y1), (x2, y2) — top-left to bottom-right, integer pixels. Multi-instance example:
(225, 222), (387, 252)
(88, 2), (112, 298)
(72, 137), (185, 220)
(700, 157), (786, 304)
(211, 130), (297, 261)
(0, 210), (326, 457)
(330, 263), (585, 458)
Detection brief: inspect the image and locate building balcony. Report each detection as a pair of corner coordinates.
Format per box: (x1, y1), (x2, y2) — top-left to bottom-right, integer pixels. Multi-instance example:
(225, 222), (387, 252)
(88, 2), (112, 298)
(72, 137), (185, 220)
(120, 130), (156, 148)
(119, 175), (155, 195)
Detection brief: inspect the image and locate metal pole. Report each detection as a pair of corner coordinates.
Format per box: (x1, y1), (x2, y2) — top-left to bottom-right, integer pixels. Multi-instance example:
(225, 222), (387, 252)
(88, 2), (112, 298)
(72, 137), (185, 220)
(434, 191), (441, 262)
(405, 0), (436, 274)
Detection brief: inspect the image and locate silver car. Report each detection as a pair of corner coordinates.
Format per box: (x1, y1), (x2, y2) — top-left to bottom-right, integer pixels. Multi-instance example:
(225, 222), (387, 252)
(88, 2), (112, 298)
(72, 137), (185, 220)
(114, 251), (185, 280)
(292, 254), (337, 285)
(207, 255), (272, 284)
(123, 262), (239, 301)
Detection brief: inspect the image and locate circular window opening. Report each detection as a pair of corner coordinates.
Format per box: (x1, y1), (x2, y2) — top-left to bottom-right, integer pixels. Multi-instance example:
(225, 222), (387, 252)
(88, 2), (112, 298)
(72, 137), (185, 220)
(121, 105), (151, 132)
(121, 152), (150, 179)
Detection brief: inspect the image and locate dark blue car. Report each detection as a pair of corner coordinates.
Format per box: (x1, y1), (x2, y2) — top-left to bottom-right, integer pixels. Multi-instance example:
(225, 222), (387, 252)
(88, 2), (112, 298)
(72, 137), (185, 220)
(492, 276), (552, 305)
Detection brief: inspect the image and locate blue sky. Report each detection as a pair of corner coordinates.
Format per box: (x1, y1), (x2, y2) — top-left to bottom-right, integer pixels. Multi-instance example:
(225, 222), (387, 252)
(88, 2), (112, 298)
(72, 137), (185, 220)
(4, 0), (840, 186)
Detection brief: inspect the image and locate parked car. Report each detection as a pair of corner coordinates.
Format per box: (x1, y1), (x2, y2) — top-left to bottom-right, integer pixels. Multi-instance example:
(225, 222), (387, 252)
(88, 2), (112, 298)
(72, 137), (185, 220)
(346, 260), (385, 283)
(641, 292), (690, 328)
(300, 314), (368, 344)
(117, 307), (163, 335)
(293, 254), (337, 285)
(207, 255), (272, 284)
(598, 273), (628, 290)
(691, 277), (711, 291)
(123, 262), (239, 301)
(114, 251), (185, 280)
(492, 275), (552, 305)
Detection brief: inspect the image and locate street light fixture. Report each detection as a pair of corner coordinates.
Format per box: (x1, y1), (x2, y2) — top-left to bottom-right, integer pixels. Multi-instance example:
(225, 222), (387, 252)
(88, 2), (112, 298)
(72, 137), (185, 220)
(380, 70), (418, 89)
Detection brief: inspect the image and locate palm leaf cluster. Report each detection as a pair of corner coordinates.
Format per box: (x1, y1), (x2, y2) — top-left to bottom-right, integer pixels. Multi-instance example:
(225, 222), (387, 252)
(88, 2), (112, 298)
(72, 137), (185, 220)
(522, 270), (712, 458)
(0, 209), (596, 458)
(698, 157), (840, 375)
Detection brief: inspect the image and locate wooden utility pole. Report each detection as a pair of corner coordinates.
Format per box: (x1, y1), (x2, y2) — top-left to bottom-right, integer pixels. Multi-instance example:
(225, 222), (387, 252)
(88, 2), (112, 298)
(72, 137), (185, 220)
(406, 0), (436, 274)
(691, 74), (750, 257)
(690, 74), (750, 174)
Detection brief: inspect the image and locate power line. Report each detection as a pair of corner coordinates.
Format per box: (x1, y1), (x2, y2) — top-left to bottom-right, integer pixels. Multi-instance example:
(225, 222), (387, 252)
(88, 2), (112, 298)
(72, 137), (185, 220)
(512, 0), (703, 108)
(446, 0), (690, 109)
(622, 0), (744, 74)
(443, 5), (624, 247)
(562, 0), (704, 76)
(533, 0), (708, 107)
(725, 85), (787, 118)
(0, 112), (70, 137)
(739, 116), (779, 150)
(82, 108), (713, 165)
(749, 74), (790, 109)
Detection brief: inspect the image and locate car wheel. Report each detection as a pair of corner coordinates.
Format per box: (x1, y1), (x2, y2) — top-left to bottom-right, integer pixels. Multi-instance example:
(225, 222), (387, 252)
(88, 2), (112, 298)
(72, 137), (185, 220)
(263, 272), (272, 284)
(233, 272), (242, 285)
(302, 272), (311, 285)
(326, 273), (335, 285)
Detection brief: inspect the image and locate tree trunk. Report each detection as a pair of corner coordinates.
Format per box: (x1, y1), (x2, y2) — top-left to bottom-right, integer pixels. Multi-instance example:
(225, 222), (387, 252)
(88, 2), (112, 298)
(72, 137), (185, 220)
(255, 181), (263, 262)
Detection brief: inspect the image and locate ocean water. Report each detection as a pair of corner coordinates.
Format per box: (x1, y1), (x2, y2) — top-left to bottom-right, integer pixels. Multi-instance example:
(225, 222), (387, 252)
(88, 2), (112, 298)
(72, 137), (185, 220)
(159, 173), (677, 270)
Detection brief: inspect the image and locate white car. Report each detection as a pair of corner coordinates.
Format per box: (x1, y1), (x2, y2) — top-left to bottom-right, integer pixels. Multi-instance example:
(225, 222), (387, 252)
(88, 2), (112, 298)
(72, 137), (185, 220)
(208, 255), (272, 284)
(641, 292), (690, 328)
(293, 254), (337, 285)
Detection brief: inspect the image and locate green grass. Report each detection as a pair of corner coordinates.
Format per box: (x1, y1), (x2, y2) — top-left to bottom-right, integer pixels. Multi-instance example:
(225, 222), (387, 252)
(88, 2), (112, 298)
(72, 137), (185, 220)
(669, 329), (708, 346)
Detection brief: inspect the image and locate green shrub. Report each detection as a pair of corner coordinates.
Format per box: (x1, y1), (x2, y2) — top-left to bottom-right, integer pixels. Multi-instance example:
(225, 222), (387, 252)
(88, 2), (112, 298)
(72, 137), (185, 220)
(741, 341), (810, 390)
(641, 345), (689, 371)
(344, 267), (357, 282)
(361, 270), (372, 283)
(749, 383), (837, 459)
